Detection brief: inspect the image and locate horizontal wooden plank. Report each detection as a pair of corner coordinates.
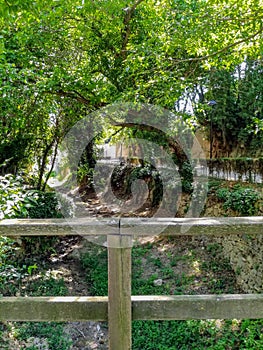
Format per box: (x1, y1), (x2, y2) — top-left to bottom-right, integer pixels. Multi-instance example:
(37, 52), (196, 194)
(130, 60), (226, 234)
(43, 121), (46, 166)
(121, 216), (263, 236)
(1, 294), (263, 321)
(0, 218), (119, 236)
(0, 296), (108, 322)
(0, 217), (263, 237)
(132, 294), (263, 320)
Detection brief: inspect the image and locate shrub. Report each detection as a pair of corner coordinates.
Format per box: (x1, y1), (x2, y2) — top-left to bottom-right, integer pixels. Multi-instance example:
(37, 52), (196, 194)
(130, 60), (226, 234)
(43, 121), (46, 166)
(216, 185), (261, 215)
(26, 191), (62, 219)
(0, 174), (62, 219)
(180, 161), (194, 193)
(0, 174), (62, 257)
(0, 174), (29, 219)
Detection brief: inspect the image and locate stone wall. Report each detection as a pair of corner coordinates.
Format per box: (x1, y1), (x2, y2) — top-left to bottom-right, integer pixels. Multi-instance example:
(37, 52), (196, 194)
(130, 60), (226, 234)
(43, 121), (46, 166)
(200, 194), (263, 293)
(215, 234), (263, 293)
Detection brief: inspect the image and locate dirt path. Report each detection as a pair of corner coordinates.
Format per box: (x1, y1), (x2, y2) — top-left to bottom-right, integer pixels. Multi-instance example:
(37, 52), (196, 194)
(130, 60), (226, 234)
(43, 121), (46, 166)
(44, 235), (109, 350)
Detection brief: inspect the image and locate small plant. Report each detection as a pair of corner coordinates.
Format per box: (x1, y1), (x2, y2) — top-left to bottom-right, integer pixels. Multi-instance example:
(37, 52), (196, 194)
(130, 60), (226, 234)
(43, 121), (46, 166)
(23, 277), (68, 297)
(27, 264), (38, 275)
(216, 185), (261, 215)
(206, 243), (223, 257)
(0, 174), (62, 220)
(208, 179), (224, 192)
(81, 245), (108, 296)
(17, 322), (72, 350)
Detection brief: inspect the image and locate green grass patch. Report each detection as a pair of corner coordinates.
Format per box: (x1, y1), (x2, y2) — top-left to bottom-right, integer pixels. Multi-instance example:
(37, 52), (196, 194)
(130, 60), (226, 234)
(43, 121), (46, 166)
(0, 236), (71, 349)
(81, 240), (263, 349)
(15, 322), (72, 350)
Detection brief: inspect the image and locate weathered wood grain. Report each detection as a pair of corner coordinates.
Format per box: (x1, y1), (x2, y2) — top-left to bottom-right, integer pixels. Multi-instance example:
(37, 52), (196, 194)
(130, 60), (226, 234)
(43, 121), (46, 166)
(0, 296), (108, 321)
(0, 218), (119, 236)
(121, 216), (263, 236)
(1, 294), (263, 321)
(132, 294), (263, 320)
(0, 217), (263, 236)
(108, 235), (132, 350)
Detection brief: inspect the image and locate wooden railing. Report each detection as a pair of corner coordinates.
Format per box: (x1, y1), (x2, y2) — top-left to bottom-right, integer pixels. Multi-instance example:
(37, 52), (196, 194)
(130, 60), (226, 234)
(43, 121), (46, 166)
(1, 217), (263, 350)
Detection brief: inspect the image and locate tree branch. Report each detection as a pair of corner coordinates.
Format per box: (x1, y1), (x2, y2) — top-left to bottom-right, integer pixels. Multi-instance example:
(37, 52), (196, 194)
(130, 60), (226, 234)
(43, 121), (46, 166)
(173, 26), (263, 64)
(112, 121), (188, 164)
(51, 89), (107, 109)
(55, 89), (90, 105)
(119, 0), (145, 58)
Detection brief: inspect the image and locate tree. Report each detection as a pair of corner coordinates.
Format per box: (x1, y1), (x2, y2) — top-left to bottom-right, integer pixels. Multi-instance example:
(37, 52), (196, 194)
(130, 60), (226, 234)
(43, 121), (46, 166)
(1, 0), (263, 183)
(180, 59), (263, 157)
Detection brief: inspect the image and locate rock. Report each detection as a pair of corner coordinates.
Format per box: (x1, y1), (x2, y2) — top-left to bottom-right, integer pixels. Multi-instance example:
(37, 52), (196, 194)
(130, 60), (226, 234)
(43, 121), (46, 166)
(26, 337), (49, 350)
(153, 279), (163, 286)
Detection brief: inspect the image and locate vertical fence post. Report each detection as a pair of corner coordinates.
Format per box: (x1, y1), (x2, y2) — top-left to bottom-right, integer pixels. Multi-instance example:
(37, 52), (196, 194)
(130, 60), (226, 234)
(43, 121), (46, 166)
(107, 234), (132, 350)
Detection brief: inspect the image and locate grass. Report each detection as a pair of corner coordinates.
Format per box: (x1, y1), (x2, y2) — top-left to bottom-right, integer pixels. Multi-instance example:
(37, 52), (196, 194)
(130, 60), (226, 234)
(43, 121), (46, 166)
(81, 238), (263, 350)
(0, 237), (72, 350)
(1, 322), (72, 350)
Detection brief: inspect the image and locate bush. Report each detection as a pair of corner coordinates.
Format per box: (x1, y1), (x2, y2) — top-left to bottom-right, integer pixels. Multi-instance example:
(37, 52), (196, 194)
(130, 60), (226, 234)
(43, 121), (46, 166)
(26, 191), (62, 219)
(216, 185), (261, 215)
(0, 174), (62, 257)
(0, 174), (62, 219)
(0, 175), (71, 349)
(0, 174), (29, 219)
(180, 161), (194, 193)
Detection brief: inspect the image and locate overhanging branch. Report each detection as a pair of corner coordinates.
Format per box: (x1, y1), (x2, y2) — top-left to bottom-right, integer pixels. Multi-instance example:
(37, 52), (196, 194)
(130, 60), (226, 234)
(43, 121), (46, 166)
(173, 25), (263, 64)
(120, 0), (145, 58)
(55, 89), (90, 105)
(112, 121), (188, 164)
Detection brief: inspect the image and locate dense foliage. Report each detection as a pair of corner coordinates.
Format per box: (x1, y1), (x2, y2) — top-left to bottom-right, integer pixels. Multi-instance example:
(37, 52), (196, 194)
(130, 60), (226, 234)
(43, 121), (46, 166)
(1, 0), (263, 185)
(183, 61), (263, 156)
(0, 174), (61, 219)
(216, 184), (261, 215)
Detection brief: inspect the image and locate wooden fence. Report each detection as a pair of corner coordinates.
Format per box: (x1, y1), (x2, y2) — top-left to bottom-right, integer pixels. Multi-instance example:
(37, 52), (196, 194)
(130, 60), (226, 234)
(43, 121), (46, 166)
(1, 216), (263, 349)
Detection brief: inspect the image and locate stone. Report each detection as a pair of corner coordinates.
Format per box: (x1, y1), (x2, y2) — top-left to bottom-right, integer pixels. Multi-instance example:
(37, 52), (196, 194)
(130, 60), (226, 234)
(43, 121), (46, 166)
(153, 279), (163, 286)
